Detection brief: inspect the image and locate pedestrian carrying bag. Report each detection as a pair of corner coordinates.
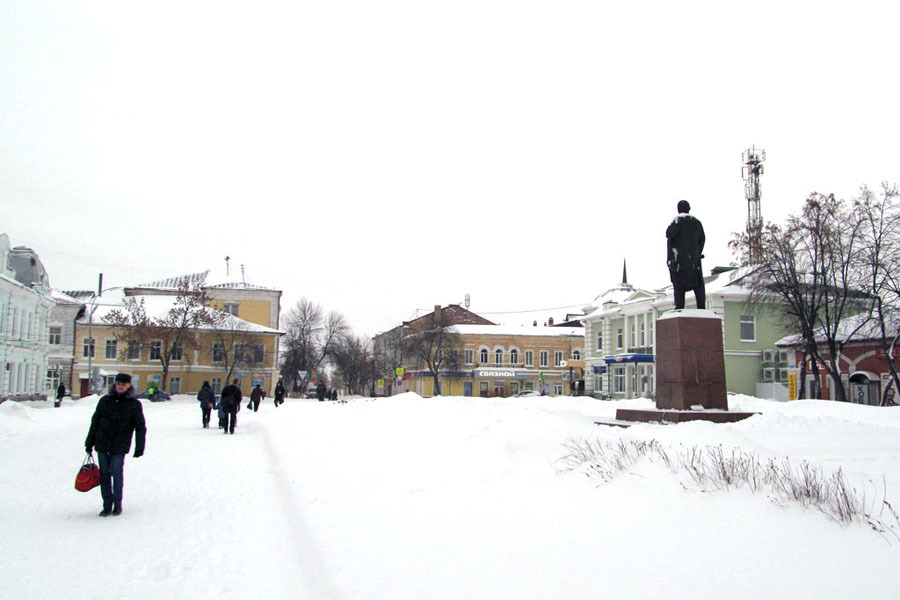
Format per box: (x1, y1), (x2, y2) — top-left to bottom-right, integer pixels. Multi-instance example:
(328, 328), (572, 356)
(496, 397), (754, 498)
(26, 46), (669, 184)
(75, 453), (100, 492)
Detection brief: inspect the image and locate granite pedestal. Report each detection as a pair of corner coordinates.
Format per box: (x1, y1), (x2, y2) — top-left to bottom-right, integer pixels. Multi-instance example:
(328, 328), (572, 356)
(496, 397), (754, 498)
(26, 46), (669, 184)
(614, 310), (758, 425)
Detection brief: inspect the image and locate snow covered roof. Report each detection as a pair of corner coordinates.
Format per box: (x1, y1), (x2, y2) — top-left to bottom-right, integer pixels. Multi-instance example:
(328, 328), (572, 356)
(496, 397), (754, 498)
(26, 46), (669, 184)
(775, 311), (898, 347)
(49, 289), (84, 306)
(134, 267), (277, 292)
(451, 324), (584, 338)
(75, 287), (284, 334)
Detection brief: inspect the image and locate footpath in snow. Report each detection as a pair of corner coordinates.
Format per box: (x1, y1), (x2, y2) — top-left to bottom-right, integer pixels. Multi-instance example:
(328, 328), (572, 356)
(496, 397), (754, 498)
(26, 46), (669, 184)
(1, 392), (899, 599)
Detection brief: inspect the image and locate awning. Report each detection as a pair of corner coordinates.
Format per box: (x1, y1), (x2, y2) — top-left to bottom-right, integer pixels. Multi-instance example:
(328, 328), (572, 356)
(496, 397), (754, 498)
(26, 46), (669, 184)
(604, 354), (655, 364)
(849, 371), (879, 383)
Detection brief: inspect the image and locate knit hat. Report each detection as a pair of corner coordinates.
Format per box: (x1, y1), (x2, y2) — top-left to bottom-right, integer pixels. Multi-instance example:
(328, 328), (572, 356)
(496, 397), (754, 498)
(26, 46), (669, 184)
(677, 200), (691, 213)
(114, 373), (132, 383)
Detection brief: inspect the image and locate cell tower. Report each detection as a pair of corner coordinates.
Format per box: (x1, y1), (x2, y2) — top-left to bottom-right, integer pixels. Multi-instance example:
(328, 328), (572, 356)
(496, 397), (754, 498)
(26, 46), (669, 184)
(742, 146), (766, 263)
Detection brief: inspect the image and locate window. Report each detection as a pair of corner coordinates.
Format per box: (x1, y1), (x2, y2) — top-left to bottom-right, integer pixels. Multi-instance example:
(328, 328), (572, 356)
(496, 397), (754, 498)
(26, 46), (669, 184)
(253, 344), (265, 364)
(223, 303), (239, 316)
(150, 341), (162, 360)
(169, 377), (181, 394)
(597, 330), (602, 351)
(479, 381), (489, 397)
(480, 349), (488, 364)
(235, 344), (246, 362)
(463, 381), (473, 396)
(49, 326), (62, 345)
(45, 367), (60, 391)
(540, 351), (549, 367)
(465, 349), (474, 365)
(525, 351), (534, 367)
(616, 328), (623, 349)
(127, 342), (140, 360)
(553, 384), (563, 396)
(105, 339), (118, 360)
(613, 366), (625, 393)
(640, 321), (646, 346)
(213, 342), (226, 363)
(554, 351), (563, 366)
(594, 373), (603, 392)
(83, 337), (95, 358)
(630, 322), (636, 348)
(572, 349), (581, 361)
(211, 378), (223, 395)
(740, 315), (756, 342)
(171, 341), (184, 361)
(495, 349), (503, 365)
(510, 349), (518, 365)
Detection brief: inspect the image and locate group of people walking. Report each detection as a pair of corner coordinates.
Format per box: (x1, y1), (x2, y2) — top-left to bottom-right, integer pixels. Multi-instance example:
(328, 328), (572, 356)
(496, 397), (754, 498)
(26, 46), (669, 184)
(196, 379), (287, 434)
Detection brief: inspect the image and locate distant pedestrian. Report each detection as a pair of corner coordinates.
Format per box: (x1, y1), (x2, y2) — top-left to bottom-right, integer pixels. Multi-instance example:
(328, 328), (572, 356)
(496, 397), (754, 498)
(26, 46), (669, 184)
(316, 382), (326, 402)
(55, 382), (66, 407)
(250, 384), (264, 412)
(84, 373), (146, 517)
(331, 389), (338, 401)
(197, 381), (215, 428)
(220, 379), (242, 435)
(216, 397), (225, 429)
(274, 380), (285, 407)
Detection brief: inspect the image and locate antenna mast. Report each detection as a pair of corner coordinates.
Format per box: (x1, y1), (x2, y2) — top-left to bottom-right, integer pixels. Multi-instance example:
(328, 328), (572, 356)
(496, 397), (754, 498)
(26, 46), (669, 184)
(742, 146), (766, 263)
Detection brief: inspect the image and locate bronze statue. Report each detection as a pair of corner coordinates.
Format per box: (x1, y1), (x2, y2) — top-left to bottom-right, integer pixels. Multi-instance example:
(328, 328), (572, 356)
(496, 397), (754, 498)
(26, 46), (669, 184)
(666, 200), (706, 310)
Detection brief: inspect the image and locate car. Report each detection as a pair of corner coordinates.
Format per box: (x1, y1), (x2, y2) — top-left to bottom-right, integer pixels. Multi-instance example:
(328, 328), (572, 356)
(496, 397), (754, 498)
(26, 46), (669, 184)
(135, 390), (171, 401)
(304, 387), (319, 399)
(513, 390), (541, 398)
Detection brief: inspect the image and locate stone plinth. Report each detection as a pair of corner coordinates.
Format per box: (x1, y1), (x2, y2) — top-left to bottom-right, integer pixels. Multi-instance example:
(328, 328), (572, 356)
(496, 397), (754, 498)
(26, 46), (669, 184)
(655, 310), (727, 410)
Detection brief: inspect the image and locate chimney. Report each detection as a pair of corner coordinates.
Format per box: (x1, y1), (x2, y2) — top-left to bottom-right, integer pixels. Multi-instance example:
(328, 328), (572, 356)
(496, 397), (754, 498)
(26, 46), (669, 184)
(434, 305), (442, 327)
(548, 317), (554, 326)
(533, 320), (537, 327)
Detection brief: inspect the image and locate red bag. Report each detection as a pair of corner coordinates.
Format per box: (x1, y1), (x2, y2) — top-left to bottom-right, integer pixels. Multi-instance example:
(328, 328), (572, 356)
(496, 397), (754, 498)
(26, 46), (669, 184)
(75, 453), (100, 492)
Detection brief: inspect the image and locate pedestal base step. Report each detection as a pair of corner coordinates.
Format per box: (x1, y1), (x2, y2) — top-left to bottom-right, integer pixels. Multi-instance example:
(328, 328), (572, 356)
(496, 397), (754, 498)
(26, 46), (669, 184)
(615, 408), (759, 424)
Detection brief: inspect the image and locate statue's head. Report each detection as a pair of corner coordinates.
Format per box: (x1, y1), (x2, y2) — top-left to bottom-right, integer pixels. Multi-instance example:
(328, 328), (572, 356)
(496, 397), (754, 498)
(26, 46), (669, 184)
(677, 200), (691, 214)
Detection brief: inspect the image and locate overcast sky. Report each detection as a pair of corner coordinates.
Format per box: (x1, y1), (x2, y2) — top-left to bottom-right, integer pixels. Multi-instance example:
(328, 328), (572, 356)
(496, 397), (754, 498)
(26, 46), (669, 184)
(3, 1), (899, 336)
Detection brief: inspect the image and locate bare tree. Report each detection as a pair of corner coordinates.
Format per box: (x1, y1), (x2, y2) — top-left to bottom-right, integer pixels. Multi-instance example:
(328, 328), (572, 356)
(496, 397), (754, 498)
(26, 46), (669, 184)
(854, 183), (900, 404)
(104, 281), (216, 392)
(331, 334), (373, 396)
(279, 298), (348, 390)
(400, 314), (461, 396)
(209, 312), (268, 384)
(734, 193), (870, 401)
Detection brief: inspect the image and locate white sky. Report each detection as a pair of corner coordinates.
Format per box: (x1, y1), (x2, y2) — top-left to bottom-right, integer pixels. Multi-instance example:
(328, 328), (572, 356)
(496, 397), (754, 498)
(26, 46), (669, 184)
(3, 1), (900, 336)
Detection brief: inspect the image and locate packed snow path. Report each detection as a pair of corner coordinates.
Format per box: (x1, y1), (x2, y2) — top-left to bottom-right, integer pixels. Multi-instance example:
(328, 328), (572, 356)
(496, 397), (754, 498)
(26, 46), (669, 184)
(2, 393), (900, 599)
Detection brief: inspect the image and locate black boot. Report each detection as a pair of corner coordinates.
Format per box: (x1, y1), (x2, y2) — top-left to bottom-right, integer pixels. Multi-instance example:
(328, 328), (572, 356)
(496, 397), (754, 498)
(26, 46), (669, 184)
(99, 508), (111, 517)
(112, 503), (122, 516)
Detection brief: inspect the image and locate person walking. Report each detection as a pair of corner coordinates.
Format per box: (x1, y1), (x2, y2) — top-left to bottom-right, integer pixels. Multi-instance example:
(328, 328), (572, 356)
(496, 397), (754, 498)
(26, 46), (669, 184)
(316, 381), (326, 402)
(274, 380), (285, 407)
(197, 381), (215, 428)
(84, 373), (146, 517)
(220, 379), (242, 434)
(666, 200), (707, 310)
(55, 382), (66, 408)
(250, 384), (264, 412)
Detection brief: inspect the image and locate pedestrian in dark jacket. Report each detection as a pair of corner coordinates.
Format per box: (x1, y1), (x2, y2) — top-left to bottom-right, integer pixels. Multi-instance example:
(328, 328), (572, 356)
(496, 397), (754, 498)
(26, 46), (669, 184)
(250, 384), (264, 412)
(219, 379), (242, 434)
(84, 373), (146, 517)
(666, 200), (706, 310)
(55, 382), (66, 407)
(197, 381), (215, 428)
(274, 380), (285, 407)
(331, 389), (338, 401)
(316, 382), (326, 402)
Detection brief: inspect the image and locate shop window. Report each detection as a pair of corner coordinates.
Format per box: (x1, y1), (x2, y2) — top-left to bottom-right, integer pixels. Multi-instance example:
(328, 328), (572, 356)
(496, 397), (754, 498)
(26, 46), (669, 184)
(45, 367), (60, 391)
(170, 377), (181, 394)
(479, 381), (489, 397)
(463, 382), (473, 396)
(613, 366), (625, 393)
(553, 384), (563, 396)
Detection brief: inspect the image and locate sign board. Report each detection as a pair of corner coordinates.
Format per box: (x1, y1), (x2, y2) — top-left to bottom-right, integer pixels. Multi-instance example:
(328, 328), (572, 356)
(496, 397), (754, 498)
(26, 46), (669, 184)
(396, 367), (405, 377)
(475, 369), (516, 378)
(299, 371), (308, 379)
(787, 372), (798, 401)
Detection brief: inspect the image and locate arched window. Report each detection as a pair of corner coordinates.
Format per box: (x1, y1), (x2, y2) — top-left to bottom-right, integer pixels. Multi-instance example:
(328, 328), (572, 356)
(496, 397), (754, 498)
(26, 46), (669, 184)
(480, 348), (488, 364)
(510, 349), (519, 365)
(572, 349), (581, 361)
(495, 349), (504, 365)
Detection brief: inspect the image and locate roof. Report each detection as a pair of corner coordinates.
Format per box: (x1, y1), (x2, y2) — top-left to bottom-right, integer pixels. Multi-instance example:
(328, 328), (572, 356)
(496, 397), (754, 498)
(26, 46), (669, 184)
(451, 324), (584, 338)
(134, 268), (277, 292)
(775, 312), (898, 348)
(76, 288), (284, 334)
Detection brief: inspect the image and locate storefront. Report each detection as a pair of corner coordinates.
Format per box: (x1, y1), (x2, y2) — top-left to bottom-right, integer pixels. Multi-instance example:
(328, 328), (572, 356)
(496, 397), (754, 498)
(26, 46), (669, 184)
(603, 353), (655, 399)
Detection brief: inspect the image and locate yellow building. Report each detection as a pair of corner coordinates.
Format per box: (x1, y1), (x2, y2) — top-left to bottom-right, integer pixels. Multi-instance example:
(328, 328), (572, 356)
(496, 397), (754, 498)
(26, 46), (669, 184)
(72, 270), (283, 398)
(376, 305), (585, 397)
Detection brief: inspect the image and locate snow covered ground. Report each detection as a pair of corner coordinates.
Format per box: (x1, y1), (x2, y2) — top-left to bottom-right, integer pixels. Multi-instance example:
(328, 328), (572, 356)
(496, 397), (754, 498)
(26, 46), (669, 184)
(2, 392), (899, 599)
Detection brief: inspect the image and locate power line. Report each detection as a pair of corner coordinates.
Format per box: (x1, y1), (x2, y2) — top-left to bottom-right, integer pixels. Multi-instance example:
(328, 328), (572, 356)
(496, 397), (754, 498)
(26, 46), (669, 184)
(477, 303), (585, 315)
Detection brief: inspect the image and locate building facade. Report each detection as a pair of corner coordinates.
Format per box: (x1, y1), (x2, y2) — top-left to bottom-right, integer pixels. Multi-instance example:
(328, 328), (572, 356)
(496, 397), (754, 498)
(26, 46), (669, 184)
(583, 267), (793, 399)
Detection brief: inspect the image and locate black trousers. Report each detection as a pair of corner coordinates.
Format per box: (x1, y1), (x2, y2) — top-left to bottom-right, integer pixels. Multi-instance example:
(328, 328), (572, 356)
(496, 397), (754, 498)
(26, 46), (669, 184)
(201, 406), (212, 427)
(223, 408), (238, 433)
(674, 277), (706, 310)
